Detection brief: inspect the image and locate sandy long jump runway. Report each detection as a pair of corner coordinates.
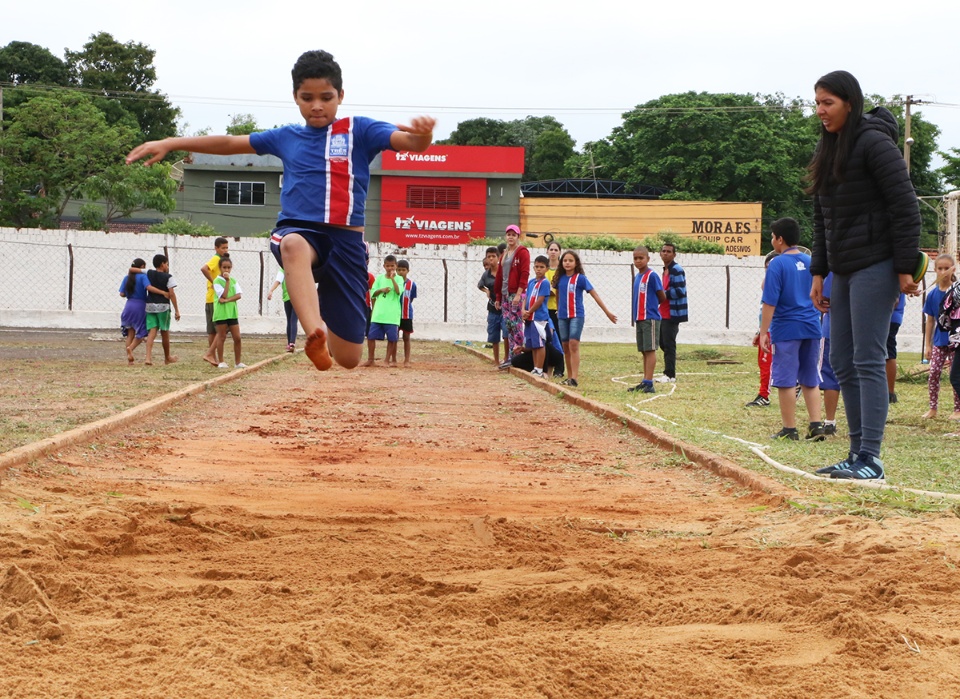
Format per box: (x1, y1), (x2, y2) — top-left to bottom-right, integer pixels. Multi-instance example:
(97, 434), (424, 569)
(2, 344), (960, 698)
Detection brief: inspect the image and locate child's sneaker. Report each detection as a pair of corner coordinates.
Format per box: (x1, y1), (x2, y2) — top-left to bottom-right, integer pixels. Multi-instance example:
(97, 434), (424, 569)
(497, 360), (512, 371)
(235, 363), (247, 369)
(745, 395), (770, 407)
(815, 452), (856, 476)
(831, 453), (885, 480)
(554, 371), (564, 379)
(627, 381), (655, 393)
(655, 375), (676, 384)
(286, 343), (295, 353)
(531, 368), (544, 378)
(823, 422), (837, 436)
(217, 362), (229, 369)
(771, 427), (799, 441)
(804, 422), (825, 442)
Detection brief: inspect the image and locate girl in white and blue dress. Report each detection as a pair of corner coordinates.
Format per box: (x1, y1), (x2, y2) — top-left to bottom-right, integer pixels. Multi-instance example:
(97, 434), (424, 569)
(552, 250), (617, 387)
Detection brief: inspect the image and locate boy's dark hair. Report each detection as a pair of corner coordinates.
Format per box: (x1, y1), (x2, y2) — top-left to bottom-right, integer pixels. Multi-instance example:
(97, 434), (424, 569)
(384, 254), (397, 264)
(214, 237), (228, 248)
(497, 243), (507, 254)
(485, 246), (499, 256)
(397, 259), (410, 270)
(534, 255), (549, 266)
(153, 254), (167, 268)
(661, 242), (677, 253)
(770, 217), (801, 246)
(292, 50), (343, 92)
(219, 253), (231, 263)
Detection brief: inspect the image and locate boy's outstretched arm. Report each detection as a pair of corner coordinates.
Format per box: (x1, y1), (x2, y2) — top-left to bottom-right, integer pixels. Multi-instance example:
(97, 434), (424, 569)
(391, 116), (436, 153)
(127, 135), (255, 167)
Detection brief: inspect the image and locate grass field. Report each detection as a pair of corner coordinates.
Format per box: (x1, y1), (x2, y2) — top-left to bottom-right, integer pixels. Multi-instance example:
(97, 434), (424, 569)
(4, 330), (958, 514)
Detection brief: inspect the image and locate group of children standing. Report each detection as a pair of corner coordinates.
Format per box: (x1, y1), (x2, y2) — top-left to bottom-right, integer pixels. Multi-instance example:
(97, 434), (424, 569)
(365, 254), (417, 368)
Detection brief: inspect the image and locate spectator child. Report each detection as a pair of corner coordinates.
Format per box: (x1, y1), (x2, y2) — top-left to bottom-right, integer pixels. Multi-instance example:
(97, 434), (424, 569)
(200, 237), (229, 364)
(127, 50), (435, 373)
(817, 273), (841, 437)
(268, 267), (298, 352)
(658, 242), (688, 383)
(478, 247), (503, 366)
(206, 255), (245, 369)
(144, 254), (180, 366)
(886, 293), (906, 404)
(757, 218), (824, 443)
(512, 316), (565, 377)
(627, 246), (666, 394)
(922, 254), (959, 420)
(366, 254), (402, 367)
(545, 241), (563, 334)
(746, 252), (778, 407)
(119, 258), (150, 365)
(521, 255), (552, 378)
(397, 259), (417, 367)
(552, 250), (617, 388)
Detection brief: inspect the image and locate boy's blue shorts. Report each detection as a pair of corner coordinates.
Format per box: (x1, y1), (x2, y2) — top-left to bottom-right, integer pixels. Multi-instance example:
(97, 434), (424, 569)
(486, 311), (503, 344)
(270, 222), (368, 345)
(368, 322), (399, 342)
(819, 338), (840, 391)
(771, 338), (821, 389)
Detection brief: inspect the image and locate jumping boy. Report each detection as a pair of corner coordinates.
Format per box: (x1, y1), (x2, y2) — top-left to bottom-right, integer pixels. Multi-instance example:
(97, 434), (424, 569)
(757, 218), (824, 442)
(627, 246), (666, 394)
(201, 237), (228, 365)
(127, 50), (435, 372)
(144, 254), (180, 366)
(522, 255), (553, 378)
(397, 259), (417, 368)
(367, 254), (402, 367)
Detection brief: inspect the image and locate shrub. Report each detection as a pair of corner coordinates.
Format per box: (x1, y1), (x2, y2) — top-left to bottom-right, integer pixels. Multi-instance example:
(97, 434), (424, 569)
(148, 218), (221, 237)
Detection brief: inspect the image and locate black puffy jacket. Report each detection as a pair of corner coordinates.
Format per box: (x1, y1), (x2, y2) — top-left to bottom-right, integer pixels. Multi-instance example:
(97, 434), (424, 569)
(810, 107), (921, 277)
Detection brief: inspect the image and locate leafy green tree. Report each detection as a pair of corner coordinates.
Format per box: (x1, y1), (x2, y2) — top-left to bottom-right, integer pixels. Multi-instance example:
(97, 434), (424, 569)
(940, 148), (960, 191)
(226, 113), (261, 136)
(0, 41), (69, 86)
(0, 90), (136, 227)
(65, 32), (180, 141)
(82, 162), (178, 227)
(438, 117), (514, 147)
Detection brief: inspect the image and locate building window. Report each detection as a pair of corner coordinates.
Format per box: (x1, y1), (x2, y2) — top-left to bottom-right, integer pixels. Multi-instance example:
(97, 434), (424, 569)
(407, 185), (461, 210)
(214, 181), (266, 206)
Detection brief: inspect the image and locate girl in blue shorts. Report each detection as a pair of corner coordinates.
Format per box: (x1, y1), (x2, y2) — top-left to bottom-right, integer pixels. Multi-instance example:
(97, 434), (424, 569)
(552, 251), (617, 387)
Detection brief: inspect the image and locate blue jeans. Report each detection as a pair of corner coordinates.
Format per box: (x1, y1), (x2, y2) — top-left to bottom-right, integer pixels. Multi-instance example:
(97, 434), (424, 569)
(829, 259), (899, 459)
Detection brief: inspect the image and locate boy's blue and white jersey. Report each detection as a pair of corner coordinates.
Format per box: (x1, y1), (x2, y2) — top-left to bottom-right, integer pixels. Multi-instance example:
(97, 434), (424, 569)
(762, 253), (820, 343)
(250, 117), (396, 228)
(526, 278), (551, 321)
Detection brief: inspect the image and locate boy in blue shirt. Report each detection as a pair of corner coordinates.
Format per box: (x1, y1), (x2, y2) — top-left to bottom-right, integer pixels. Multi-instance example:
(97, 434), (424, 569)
(522, 256), (552, 378)
(628, 246), (667, 394)
(126, 50), (435, 373)
(757, 218), (825, 442)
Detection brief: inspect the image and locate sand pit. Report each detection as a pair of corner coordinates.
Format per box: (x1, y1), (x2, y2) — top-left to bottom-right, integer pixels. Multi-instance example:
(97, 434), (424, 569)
(2, 344), (960, 697)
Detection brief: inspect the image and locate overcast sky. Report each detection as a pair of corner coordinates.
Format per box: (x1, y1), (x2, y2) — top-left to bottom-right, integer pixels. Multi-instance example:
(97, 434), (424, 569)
(5, 0), (960, 178)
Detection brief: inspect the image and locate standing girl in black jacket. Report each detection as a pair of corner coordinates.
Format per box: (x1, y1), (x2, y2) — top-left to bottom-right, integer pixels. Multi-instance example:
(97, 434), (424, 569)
(807, 70), (922, 481)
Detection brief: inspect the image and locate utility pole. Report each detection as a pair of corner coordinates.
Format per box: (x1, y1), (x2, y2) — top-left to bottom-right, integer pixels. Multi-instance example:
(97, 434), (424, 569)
(903, 95), (923, 175)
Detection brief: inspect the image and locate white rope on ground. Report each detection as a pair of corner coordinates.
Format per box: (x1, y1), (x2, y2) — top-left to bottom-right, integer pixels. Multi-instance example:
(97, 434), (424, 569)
(639, 411), (679, 426)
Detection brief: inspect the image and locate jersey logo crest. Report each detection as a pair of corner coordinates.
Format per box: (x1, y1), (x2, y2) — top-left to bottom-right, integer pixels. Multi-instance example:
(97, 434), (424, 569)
(328, 133), (349, 160)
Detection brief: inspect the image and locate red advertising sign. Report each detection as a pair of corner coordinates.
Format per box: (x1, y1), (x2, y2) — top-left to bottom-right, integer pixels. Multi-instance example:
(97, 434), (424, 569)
(380, 177), (487, 245)
(381, 145), (524, 174)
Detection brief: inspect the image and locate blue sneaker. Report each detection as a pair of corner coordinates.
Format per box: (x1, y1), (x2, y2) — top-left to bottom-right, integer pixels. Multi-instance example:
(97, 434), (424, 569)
(831, 453), (885, 480)
(816, 452), (855, 476)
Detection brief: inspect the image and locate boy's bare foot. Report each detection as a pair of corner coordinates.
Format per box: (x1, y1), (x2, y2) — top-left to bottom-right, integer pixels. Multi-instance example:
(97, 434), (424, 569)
(165, 355), (179, 365)
(362, 359), (375, 367)
(304, 328), (333, 371)
(922, 409), (937, 419)
(201, 353), (218, 367)
(126, 348), (134, 365)
(388, 361), (399, 368)
(403, 361), (411, 368)
(144, 359), (153, 366)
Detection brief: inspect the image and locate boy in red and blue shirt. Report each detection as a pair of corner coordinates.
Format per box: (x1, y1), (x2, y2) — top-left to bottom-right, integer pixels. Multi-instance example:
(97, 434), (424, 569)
(522, 256), (553, 378)
(126, 50), (435, 374)
(397, 259), (417, 368)
(628, 246), (666, 394)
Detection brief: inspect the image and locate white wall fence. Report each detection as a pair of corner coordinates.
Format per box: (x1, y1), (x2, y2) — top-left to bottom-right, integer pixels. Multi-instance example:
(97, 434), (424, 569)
(0, 228), (933, 352)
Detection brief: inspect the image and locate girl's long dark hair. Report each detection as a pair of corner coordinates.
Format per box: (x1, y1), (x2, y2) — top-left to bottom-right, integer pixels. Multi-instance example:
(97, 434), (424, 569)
(126, 258), (146, 296)
(805, 70), (864, 195)
(552, 251), (585, 290)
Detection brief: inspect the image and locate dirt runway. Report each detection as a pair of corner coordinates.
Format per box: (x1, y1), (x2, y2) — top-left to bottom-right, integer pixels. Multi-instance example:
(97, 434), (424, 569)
(2, 344), (960, 698)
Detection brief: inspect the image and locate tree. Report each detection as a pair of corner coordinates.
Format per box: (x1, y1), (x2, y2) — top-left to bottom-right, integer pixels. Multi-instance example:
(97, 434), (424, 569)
(940, 148), (960, 191)
(0, 41), (69, 86)
(438, 115), (576, 181)
(82, 162), (178, 228)
(65, 32), (180, 141)
(226, 113), (261, 136)
(0, 90), (137, 227)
